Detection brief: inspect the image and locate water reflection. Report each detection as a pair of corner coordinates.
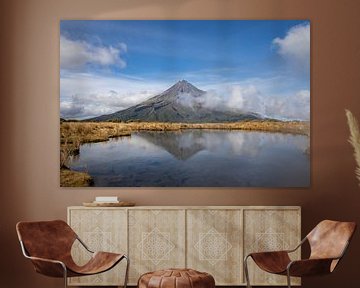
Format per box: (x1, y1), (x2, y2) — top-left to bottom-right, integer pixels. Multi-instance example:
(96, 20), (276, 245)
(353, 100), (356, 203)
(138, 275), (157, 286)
(137, 130), (205, 160)
(136, 130), (309, 159)
(69, 130), (310, 187)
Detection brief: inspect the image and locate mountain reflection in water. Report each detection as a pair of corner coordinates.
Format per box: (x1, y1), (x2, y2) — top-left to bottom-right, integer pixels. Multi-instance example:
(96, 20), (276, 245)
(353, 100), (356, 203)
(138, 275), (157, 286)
(69, 130), (310, 187)
(137, 131), (206, 160)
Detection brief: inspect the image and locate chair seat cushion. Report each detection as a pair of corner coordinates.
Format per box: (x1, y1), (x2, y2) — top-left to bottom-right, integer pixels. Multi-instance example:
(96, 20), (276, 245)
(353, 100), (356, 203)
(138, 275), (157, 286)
(138, 268), (215, 288)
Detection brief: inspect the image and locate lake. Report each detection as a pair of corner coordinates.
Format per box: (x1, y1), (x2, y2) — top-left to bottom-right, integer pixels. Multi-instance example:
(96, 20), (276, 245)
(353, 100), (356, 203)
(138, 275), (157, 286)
(68, 130), (310, 187)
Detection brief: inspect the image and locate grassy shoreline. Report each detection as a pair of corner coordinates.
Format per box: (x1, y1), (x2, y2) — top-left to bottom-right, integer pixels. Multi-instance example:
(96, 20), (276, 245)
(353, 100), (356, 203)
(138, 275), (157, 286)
(60, 120), (309, 187)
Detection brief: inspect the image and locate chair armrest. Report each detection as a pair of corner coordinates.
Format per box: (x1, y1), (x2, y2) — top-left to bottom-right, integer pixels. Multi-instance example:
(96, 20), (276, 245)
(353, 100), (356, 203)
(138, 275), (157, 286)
(287, 258), (336, 277)
(246, 250), (292, 261)
(248, 250), (289, 256)
(26, 255), (67, 278)
(19, 240), (67, 277)
(26, 255), (65, 265)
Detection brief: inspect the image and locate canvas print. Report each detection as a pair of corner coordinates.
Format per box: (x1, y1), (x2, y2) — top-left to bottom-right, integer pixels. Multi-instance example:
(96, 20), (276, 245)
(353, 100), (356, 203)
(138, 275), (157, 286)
(60, 20), (310, 187)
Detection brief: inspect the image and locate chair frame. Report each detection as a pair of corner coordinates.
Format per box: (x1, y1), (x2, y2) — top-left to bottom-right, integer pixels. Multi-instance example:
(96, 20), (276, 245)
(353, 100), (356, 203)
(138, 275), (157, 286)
(19, 233), (129, 288)
(244, 236), (350, 288)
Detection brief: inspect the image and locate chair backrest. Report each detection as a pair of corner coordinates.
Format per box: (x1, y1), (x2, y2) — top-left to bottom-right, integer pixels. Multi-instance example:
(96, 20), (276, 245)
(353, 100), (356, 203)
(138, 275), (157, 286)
(307, 220), (356, 261)
(16, 220), (77, 261)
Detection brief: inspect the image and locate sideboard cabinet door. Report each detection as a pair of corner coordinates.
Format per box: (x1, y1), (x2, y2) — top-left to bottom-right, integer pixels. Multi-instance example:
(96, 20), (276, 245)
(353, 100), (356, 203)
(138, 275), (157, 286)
(68, 208), (127, 286)
(243, 208), (301, 286)
(187, 209), (243, 285)
(128, 209), (186, 284)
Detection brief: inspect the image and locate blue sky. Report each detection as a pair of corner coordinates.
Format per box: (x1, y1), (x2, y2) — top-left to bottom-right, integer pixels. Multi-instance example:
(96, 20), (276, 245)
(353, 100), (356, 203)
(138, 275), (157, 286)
(60, 20), (310, 120)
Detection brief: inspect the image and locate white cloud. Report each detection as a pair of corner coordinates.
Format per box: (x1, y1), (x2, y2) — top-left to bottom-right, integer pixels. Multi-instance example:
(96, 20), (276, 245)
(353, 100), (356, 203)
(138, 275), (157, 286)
(227, 85), (265, 114)
(265, 89), (310, 120)
(60, 90), (153, 119)
(60, 72), (167, 119)
(178, 82), (309, 120)
(273, 23), (310, 74)
(60, 35), (127, 71)
(177, 84), (264, 114)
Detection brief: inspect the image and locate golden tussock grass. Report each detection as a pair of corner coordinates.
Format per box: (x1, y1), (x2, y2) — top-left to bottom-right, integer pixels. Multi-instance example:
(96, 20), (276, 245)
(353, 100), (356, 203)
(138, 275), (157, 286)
(60, 168), (93, 187)
(61, 120), (309, 149)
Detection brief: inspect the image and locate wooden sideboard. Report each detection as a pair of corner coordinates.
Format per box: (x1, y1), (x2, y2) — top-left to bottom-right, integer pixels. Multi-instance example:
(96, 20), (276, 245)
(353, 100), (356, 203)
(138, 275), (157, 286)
(67, 206), (301, 286)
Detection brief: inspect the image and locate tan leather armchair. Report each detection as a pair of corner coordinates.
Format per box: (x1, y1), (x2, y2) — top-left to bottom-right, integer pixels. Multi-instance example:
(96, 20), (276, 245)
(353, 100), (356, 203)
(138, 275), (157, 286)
(244, 220), (356, 288)
(16, 220), (129, 288)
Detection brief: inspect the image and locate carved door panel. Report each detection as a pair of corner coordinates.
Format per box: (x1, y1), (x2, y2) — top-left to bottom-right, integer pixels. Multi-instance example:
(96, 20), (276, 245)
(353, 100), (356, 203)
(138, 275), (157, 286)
(68, 208), (127, 286)
(128, 209), (186, 284)
(243, 209), (301, 286)
(187, 209), (243, 285)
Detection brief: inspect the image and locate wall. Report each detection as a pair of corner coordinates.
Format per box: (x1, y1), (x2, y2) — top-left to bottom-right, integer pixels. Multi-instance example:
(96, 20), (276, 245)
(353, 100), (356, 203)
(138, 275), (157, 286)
(1, 0), (360, 287)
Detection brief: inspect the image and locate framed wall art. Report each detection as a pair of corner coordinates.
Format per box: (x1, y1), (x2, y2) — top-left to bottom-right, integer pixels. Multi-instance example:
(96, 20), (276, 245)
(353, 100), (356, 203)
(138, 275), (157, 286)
(60, 20), (310, 187)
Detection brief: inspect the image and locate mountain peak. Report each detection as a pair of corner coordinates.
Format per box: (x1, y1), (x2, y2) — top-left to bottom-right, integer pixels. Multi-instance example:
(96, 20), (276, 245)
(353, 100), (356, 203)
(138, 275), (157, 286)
(178, 79), (189, 84)
(167, 79), (204, 94)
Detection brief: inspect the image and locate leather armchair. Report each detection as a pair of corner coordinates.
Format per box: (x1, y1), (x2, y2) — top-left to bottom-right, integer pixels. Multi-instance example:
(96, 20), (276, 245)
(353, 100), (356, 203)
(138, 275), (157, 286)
(16, 220), (129, 288)
(244, 220), (356, 288)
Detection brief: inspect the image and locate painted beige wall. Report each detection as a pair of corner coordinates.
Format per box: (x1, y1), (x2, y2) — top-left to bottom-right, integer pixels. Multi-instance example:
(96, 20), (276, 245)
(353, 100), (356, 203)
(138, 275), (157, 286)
(1, 0), (360, 287)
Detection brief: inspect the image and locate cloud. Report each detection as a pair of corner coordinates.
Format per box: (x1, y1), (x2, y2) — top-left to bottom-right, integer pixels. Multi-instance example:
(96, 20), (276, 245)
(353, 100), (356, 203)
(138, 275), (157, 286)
(60, 90), (153, 119)
(273, 23), (310, 74)
(60, 102), (85, 119)
(60, 35), (127, 71)
(178, 83), (309, 120)
(227, 85), (265, 114)
(177, 85), (264, 114)
(265, 89), (310, 120)
(60, 72), (166, 119)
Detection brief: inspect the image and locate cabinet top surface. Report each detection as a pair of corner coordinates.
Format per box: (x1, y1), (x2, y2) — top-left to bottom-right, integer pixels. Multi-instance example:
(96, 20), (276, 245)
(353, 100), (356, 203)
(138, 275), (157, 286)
(68, 205), (301, 210)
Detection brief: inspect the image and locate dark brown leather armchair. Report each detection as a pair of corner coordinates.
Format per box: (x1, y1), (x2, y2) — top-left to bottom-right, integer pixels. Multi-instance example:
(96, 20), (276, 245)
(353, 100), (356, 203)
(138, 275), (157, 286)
(16, 220), (129, 288)
(244, 220), (356, 288)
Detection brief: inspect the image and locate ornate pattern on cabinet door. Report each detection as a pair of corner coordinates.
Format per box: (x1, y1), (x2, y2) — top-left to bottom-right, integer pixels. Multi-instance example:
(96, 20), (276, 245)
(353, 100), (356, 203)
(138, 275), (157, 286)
(244, 209), (301, 286)
(128, 209), (186, 284)
(187, 209), (243, 285)
(68, 209), (127, 286)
